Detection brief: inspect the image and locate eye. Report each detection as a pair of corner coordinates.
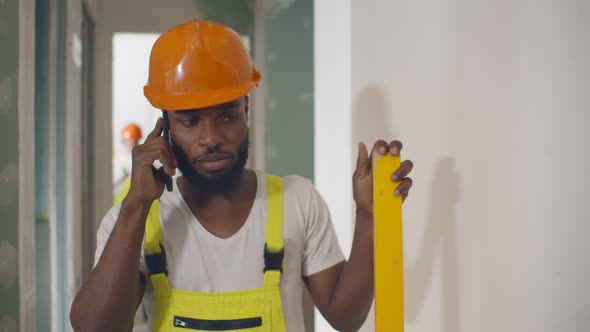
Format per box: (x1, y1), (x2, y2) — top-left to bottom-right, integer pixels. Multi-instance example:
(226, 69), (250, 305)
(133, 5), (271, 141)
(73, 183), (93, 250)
(181, 118), (197, 127)
(219, 114), (237, 124)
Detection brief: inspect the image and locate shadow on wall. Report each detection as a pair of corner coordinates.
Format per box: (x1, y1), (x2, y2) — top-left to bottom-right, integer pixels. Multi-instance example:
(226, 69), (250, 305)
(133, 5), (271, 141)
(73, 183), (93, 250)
(406, 157), (461, 332)
(352, 85), (461, 332)
(352, 85), (395, 332)
(352, 85), (395, 150)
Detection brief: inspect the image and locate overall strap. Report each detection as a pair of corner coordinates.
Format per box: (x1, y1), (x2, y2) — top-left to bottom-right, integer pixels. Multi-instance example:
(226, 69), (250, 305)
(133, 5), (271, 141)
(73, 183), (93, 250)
(144, 176), (284, 289)
(143, 200), (170, 289)
(263, 175), (284, 288)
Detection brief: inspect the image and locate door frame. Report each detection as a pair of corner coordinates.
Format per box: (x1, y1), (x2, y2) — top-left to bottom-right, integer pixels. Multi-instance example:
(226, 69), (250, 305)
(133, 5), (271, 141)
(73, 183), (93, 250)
(18, 0), (37, 331)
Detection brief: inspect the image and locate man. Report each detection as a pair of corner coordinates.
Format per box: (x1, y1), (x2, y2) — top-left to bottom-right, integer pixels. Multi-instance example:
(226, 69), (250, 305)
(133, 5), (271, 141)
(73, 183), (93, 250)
(71, 20), (414, 332)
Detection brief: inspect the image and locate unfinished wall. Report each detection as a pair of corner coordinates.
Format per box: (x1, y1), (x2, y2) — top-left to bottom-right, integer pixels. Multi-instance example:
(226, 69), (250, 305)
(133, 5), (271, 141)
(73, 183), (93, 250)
(0, 0), (20, 330)
(260, 0), (315, 180)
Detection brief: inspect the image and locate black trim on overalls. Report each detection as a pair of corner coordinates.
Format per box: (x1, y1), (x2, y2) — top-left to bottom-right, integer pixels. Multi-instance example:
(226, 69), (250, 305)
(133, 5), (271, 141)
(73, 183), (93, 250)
(145, 243), (168, 276)
(263, 243), (284, 273)
(173, 316), (263, 330)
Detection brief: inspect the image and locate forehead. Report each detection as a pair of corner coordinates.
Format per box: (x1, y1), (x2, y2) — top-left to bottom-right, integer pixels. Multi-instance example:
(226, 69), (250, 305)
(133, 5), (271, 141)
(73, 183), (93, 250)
(169, 98), (244, 117)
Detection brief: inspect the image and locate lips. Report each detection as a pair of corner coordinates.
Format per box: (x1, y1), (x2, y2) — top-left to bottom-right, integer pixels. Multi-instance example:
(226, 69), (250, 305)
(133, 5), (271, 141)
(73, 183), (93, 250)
(196, 153), (233, 172)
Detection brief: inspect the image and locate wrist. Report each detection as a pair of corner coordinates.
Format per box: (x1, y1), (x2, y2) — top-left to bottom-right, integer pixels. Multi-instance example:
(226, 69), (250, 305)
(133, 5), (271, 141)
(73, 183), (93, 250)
(355, 205), (373, 219)
(118, 195), (153, 233)
(354, 207), (374, 236)
(122, 194), (153, 211)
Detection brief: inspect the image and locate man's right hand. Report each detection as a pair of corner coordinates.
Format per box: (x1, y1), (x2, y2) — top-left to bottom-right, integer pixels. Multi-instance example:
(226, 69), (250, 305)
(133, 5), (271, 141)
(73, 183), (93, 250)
(126, 117), (177, 205)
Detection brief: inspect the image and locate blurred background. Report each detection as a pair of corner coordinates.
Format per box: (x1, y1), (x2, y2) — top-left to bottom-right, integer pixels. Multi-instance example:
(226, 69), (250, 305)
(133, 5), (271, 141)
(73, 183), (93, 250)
(1, 0), (589, 331)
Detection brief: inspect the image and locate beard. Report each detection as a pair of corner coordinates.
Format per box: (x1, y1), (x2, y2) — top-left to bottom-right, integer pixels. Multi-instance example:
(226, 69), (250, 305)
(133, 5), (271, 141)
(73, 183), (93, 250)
(174, 133), (249, 196)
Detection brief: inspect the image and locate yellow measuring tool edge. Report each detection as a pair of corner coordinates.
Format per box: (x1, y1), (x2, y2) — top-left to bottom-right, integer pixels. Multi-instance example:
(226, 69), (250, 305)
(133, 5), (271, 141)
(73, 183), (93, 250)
(373, 152), (404, 332)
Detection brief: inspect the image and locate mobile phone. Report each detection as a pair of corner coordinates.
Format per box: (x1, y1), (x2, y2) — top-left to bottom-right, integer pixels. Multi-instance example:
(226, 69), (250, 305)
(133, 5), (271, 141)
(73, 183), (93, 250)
(162, 111), (174, 191)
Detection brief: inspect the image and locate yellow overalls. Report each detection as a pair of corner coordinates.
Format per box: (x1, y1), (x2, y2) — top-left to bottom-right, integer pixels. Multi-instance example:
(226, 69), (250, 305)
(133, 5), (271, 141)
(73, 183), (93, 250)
(113, 155), (132, 204)
(143, 175), (287, 331)
(113, 176), (131, 204)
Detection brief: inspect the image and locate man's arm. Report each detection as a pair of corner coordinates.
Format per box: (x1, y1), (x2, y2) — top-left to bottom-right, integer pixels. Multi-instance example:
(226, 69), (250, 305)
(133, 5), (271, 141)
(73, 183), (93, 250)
(71, 118), (176, 331)
(304, 210), (374, 332)
(70, 198), (150, 332)
(305, 140), (413, 332)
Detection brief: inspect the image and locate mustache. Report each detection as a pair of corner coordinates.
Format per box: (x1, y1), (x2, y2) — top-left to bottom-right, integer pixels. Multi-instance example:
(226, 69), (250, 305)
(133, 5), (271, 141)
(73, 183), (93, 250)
(195, 152), (233, 163)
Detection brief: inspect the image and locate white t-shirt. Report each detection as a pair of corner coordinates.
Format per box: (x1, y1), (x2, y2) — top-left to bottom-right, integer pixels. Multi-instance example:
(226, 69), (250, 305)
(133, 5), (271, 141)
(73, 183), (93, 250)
(94, 170), (345, 332)
(113, 154), (132, 187)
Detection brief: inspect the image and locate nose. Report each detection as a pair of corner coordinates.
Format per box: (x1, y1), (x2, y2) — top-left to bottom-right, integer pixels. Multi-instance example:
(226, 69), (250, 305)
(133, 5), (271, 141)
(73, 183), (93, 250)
(197, 118), (224, 149)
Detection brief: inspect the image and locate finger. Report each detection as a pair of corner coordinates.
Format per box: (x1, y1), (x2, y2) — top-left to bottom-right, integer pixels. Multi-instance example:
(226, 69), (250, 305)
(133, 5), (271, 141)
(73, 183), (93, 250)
(391, 160), (414, 182)
(141, 152), (157, 166)
(158, 143), (177, 176)
(132, 143), (159, 164)
(402, 193), (408, 203)
(389, 140), (403, 156)
(354, 142), (370, 176)
(149, 137), (177, 176)
(371, 140), (389, 156)
(145, 118), (163, 141)
(394, 177), (413, 197)
(133, 143), (160, 166)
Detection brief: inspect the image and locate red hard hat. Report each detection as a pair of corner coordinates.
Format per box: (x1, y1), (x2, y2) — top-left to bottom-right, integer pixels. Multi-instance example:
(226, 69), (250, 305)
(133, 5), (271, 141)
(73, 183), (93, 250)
(121, 123), (142, 141)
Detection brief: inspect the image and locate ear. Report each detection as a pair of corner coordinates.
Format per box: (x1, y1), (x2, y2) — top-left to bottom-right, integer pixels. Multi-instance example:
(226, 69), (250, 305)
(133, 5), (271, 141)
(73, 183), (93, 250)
(244, 95), (250, 123)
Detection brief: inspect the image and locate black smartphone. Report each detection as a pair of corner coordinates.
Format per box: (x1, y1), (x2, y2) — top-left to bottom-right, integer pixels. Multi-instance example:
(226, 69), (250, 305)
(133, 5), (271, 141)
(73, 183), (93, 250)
(162, 112), (174, 191)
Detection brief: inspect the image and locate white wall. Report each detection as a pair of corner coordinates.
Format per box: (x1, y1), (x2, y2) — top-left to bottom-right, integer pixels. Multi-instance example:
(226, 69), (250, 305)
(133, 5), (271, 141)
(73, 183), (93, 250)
(314, 0), (352, 331)
(316, 0), (590, 331)
(111, 33), (161, 184)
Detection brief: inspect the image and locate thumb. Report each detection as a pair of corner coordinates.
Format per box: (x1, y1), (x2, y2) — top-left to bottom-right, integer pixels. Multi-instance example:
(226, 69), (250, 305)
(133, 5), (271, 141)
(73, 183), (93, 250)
(355, 142), (370, 176)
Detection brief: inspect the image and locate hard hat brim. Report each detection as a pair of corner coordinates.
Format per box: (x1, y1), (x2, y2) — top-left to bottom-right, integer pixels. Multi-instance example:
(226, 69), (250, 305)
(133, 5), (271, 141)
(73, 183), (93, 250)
(144, 81), (258, 111)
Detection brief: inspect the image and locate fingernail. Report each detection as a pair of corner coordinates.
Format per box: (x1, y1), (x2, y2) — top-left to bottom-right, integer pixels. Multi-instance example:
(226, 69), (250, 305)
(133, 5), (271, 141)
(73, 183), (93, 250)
(394, 190), (401, 196)
(391, 173), (399, 182)
(391, 147), (399, 156)
(379, 146), (386, 154)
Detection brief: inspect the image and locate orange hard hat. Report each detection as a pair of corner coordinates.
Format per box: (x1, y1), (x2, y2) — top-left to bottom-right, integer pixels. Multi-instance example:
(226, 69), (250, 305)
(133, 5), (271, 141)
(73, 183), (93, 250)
(121, 123), (142, 141)
(143, 20), (261, 111)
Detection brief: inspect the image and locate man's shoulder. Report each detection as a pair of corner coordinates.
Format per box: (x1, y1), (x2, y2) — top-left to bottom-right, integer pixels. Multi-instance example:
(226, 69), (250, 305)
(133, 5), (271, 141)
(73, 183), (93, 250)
(259, 171), (315, 194)
(257, 171), (328, 213)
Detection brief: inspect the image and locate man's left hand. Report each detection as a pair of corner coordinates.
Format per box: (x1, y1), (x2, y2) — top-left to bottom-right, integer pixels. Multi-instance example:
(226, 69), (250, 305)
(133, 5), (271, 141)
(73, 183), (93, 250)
(353, 140), (414, 215)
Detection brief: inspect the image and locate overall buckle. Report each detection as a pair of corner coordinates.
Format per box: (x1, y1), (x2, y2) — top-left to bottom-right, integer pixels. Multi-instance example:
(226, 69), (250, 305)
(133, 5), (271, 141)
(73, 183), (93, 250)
(263, 244), (284, 273)
(145, 243), (168, 276)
